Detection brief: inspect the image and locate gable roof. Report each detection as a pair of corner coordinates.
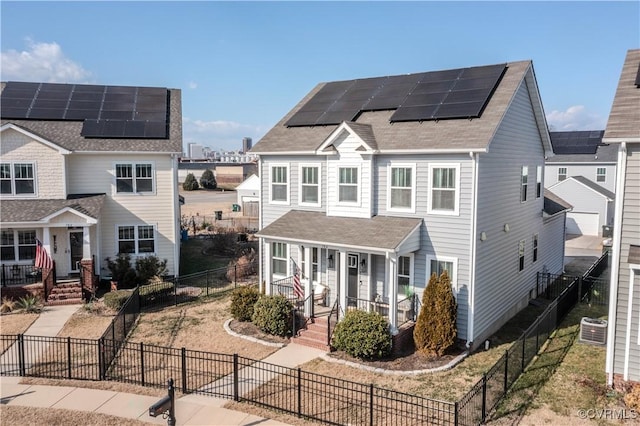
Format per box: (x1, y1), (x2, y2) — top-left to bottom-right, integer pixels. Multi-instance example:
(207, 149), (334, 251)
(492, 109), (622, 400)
(236, 174), (260, 190)
(543, 190), (572, 216)
(252, 60), (551, 155)
(0, 82), (182, 153)
(0, 194), (105, 223)
(550, 176), (615, 201)
(603, 49), (640, 143)
(547, 130), (617, 163)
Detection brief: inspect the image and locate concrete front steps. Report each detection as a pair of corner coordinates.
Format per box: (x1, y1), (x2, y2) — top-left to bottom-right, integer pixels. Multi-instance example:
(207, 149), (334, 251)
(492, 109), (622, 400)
(292, 315), (331, 352)
(46, 281), (83, 305)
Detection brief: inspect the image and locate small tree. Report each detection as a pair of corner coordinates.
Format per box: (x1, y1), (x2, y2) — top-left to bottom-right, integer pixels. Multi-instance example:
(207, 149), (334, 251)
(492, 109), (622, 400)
(106, 254), (137, 289)
(135, 255), (168, 285)
(183, 173), (199, 191)
(200, 169), (217, 190)
(414, 270), (457, 356)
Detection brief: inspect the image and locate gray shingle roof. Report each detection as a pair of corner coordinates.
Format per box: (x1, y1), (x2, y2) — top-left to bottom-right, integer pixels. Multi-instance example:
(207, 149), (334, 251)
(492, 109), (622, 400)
(543, 190), (572, 216)
(0, 194), (106, 222)
(570, 176), (615, 200)
(603, 49), (640, 142)
(252, 61), (536, 153)
(257, 210), (422, 251)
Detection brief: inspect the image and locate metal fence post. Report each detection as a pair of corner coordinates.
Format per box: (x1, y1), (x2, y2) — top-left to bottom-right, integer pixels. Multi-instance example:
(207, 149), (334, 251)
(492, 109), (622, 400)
(181, 347), (187, 393)
(140, 341), (145, 386)
(292, 308), (296, 337)
(235, 265), (237, 288)
(297, 367), (302, 418)
(97, 339), (103, 380)
(521, 335), (526, 373)
(504, 350), (509, 391)
(67, 336), (72, 379)
(233, 354), (239, 401)
(369, 383), (374, 426)
(18, 334), (25, 377)
(454, 401), (459, 426)
(481, 374), (487, 422)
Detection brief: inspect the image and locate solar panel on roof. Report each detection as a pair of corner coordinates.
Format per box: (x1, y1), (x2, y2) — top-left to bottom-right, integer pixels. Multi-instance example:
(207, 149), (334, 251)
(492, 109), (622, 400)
(549, 131), (604, 155)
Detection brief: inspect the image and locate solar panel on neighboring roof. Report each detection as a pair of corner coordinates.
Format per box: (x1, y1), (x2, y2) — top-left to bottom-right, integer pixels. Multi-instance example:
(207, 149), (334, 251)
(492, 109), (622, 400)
(285, 63), (506, 127)
(549, 131), (604, 155)
(1, 81), (169, 138)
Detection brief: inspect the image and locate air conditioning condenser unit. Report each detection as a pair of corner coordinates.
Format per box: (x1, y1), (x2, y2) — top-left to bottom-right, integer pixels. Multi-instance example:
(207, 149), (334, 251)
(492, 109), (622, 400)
(580, 317), (607, 345)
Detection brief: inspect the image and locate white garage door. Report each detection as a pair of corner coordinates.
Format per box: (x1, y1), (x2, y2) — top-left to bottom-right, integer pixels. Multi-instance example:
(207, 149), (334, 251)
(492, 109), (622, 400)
(566, 212), (599, 235)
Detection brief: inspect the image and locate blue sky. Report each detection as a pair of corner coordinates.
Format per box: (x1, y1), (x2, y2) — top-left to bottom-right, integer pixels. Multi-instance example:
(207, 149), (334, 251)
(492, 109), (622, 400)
(1, 1), (638, 153)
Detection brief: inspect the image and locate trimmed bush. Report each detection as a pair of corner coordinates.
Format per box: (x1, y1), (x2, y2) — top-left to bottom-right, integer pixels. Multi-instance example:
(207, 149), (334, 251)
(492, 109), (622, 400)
(332, 310), (392, 359)
(251, 295), (294, 337)
(200, 169), (217, 190)
(106, 254), (137, 289)
(230, 285), (260, 322)
(103, 290), (132, 310)
(135, 256), (168, 285)
(414, 270), (457, 356)
(183, 173), (199, 191)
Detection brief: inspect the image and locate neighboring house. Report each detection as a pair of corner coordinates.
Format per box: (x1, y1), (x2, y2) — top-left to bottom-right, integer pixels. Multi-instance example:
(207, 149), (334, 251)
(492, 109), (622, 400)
(177, 161), (257, 186)
(235, 174), (260, 217)
(251, 60), (569, 349)
(605, 49), (640, 388)
(0, 81), (182, 298)
(549, 176), (614, 236)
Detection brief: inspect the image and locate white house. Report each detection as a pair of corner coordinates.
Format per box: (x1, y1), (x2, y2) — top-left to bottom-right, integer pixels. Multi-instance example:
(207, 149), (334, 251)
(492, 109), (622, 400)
(251, 60), (569, 350)
(236, 174), (260, 217)
(0, 81), (182, 300)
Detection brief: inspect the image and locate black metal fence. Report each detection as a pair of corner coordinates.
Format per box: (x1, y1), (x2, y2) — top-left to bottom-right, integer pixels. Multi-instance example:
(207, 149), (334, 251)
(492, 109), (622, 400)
(1, 264), (42, 287)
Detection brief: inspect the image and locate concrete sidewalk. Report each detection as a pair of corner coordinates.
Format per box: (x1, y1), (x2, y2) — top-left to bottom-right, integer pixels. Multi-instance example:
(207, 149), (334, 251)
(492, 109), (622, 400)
(1, 304), (325, 425)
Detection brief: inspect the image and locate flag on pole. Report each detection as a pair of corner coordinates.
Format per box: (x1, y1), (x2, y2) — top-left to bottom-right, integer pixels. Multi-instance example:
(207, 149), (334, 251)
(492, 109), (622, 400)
(291, 257), (304, 299)
(35, 238), (53, 270)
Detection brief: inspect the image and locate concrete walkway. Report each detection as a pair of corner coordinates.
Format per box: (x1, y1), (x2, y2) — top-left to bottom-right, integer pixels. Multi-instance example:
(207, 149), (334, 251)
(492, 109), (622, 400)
(0, 304), (325, 425)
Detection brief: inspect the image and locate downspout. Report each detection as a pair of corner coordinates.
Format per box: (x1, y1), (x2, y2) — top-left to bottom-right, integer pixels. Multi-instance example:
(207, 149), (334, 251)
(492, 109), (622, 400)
(258, 156), (264, 291)
(467, 151), (479, 349)
(172, 154), (180, 277)
(606, 142), (626, 386)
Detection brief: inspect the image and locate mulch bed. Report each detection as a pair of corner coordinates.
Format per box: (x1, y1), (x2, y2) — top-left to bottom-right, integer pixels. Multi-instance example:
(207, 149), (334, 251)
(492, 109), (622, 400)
(228, 319), (290, 345)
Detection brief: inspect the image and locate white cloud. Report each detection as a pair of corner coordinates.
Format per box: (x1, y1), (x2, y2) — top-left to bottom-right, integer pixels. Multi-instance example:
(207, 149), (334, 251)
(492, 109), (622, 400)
(1, 39), (91, 83)
(546, 105), (606, 131)
(182, 117), (269, 152)
(187, 81), (198, 89)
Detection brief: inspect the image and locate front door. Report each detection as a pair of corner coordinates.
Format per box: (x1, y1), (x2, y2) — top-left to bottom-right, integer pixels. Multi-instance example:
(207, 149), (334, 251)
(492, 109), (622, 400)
(347, 254), (359, 305)
(68, 230), (83, 273)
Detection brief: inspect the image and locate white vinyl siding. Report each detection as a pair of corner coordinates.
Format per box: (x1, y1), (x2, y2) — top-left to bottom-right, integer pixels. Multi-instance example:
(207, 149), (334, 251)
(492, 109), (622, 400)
(388, 164), (416, 212)
(428, 164), (460, 215)
(270, 164), (289, 204)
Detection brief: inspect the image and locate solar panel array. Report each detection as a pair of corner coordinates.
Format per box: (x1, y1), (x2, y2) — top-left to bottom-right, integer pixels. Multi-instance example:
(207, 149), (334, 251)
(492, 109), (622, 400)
(286, 63), (506, 127)
(1, 82), (169, 138)
(549, 131), (605, 155)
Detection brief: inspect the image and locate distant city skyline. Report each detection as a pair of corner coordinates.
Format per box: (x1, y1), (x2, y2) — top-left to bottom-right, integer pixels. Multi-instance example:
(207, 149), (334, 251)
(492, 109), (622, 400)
(2, 2), (638, 151)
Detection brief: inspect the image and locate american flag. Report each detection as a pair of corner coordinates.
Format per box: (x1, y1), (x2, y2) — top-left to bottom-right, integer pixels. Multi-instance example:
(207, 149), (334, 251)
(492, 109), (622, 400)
(291, 259), (304, 299)
(35, 239), (53, 270)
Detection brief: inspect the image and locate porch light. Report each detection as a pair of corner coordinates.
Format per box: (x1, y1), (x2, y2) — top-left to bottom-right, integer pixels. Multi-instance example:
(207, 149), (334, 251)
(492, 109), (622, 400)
(328, 254), (334, 269)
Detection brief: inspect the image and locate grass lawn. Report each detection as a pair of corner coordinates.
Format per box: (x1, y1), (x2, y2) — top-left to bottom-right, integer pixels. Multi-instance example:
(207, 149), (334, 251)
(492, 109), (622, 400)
(179, 237), (233, 275)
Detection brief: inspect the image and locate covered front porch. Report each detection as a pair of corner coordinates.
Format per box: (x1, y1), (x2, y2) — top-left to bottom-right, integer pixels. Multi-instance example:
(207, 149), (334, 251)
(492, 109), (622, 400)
(258, 210), (423, 334)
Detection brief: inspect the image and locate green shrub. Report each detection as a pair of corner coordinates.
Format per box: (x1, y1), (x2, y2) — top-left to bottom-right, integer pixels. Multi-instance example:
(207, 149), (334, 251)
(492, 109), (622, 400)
(183, 173), (199, 191)
(103, 290), (132, 310)
(16, 295), (43, 313)
(230, 285), (260, 321)
(251, 295), (294, 337)
(200, 169), (217, 190)
(332, 310), (391, 359)
(106, 254), (137, 289)
(135, 255), (168, 285)
(414, 270), (457, 356)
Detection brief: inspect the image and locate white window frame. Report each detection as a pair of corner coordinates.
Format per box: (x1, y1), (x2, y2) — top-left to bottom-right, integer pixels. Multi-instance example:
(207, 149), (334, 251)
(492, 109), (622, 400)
(533, 234), (539, 263)
(387, 163), (416, 213)
(337, 165), (360, 206)
(1, 229), (36, 262)
(518, 239), (526, 272)
(426, 254), (458, 291)
(269, 164), (290, 205)
(398, 254), (414, 295)
(536, 166), (542, 199)
(116, 224), (157, 255)
(0, 162), (37, 197)
(521, 166), (528, 203)
(428, 163), (460, 215)
(299, 164), (321, 207)
(114, 162), (155, 195)
(271, 242), (289, 278)
(558, 167), (567, 182)
(596, 167), (606, 183)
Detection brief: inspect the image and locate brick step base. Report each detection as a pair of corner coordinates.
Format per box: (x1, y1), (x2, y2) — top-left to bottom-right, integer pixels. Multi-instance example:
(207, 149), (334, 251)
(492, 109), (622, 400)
(46, 298), (83, 306)
(292, 317), (331, 351)
(46, 281), (83, 305)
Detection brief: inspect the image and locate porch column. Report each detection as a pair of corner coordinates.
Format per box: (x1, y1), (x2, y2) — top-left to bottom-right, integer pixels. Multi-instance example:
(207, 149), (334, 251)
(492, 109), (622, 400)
(387, 252), (399, 335)
(339, 250), (347, 312)
(263, 240), (271, 295)
(303, 246), (312, 316)
(82, 226), (91, 259)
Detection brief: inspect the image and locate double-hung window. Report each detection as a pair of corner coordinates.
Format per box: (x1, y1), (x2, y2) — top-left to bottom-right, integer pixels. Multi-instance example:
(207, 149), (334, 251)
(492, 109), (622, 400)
(536, 166), (542, 199)
(272, 242), (288, 276)
(115, 163), (154, 193)
(300, 165), (320, 205)
(427, 255), (457, 291)
(1, 162), (35, 195)
(398, 255), (412, 290)
(596, 168), (606, 183)
(558, 167), (567, 182)
(389, 165), (415, 211)
(533, 234), (539, 263)
(300, 247), (319, 282)
(521, 166), (528, 202)
(270, 165), (289, 203)
(1, 229), (36, 261)
(429, 164), (459, 215)
(118, 225), (156, 254)
(518, 240), (526, 272)
(338, 167), (358, 203)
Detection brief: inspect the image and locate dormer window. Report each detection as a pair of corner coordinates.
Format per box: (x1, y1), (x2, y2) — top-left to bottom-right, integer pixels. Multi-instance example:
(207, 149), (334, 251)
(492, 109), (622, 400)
(1, 162), (35, 195)
(338, 167), (358, 203)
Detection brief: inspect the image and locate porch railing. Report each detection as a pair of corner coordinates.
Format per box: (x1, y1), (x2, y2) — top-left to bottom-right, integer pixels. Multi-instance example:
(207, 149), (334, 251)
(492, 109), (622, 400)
(1, 264), (42, 287)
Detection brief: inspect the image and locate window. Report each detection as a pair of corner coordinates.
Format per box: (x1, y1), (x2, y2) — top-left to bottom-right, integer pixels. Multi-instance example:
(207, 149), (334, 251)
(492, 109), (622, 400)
(272, 242), (288, 276)
(115, 163), (154, 193)
(518, 240), (526, 272)
(596, 168), (606, 182)
(398, 256), (412, 289)
(533, 234), (539, 263)
(300, 247), (319, 282)
(338, 167), (358, 203)
(1, 229), (36, 261)
(300, 166), (320, 205)
(427, 255), (457, 290)
(389, 165), (415, 210)
(536, 166), (542, 199)
(521, 166), (528, 202)
(558, 167), (567, 182)
(117, 225), (155, 254)
(270, 165), (289, 203)
(429, 165), (459, 214)
(0, 162), (35, 195)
